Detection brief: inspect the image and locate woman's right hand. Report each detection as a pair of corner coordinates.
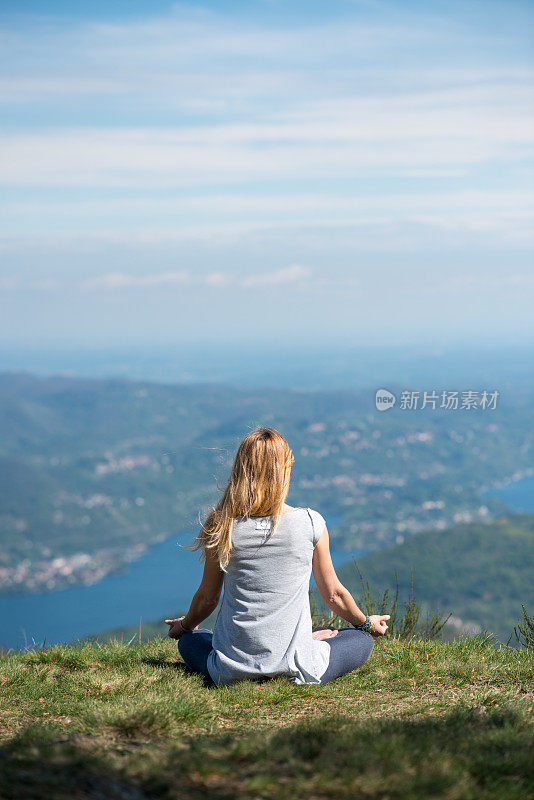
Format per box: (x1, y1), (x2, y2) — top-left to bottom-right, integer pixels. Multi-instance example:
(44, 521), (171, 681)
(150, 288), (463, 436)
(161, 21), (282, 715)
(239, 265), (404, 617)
(368, 614), (390, 636)
(164, 616), (198, 640)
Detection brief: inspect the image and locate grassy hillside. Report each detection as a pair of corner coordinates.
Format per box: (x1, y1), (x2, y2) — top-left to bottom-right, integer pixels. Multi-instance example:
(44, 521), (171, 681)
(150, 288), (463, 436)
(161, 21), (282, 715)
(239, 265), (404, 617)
(336, 514), (534, 646)
(0, 634), (532, 799)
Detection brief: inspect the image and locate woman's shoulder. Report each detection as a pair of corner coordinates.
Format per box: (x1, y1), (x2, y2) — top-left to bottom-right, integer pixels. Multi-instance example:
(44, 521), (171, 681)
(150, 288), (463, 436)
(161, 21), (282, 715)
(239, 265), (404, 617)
(281, 506), (325, 523)
(231, 507), (325, 526)
(304, 508), (327, 544)
(285, 507), (327, 537)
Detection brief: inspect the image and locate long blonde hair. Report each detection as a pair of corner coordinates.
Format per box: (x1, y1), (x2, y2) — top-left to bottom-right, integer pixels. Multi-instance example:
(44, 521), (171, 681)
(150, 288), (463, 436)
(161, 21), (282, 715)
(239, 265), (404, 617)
(190, 427), (294, 571)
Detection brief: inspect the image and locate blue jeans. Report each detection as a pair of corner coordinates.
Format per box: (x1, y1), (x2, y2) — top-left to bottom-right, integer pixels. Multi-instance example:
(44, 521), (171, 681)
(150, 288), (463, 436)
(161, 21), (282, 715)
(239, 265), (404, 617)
(177, 626), (374, 686)
(318, 627), (374, 683)
(178, 629), (216, 686)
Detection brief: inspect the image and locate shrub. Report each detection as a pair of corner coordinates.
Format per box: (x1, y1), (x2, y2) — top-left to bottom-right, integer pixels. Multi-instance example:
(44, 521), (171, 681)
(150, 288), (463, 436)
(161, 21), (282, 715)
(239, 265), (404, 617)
(310, 560), (451, 641)
(512, 604), (534, 648)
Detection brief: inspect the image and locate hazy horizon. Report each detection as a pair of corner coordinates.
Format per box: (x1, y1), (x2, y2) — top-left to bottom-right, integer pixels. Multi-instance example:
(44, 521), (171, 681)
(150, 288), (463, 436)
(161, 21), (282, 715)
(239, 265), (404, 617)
(1, 341), (532, 393)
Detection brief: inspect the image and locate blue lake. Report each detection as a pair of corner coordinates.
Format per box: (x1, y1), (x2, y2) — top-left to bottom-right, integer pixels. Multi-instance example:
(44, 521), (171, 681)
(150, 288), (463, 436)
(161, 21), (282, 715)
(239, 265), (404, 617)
(482, 474), (534, 513)
(4, 476), (530, 653)
(0, 516), (362, 652)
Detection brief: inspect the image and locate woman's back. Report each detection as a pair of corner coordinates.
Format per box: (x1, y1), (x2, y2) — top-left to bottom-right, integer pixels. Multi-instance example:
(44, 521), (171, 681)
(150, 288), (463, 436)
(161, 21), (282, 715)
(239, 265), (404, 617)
(206, 506), (331, 687)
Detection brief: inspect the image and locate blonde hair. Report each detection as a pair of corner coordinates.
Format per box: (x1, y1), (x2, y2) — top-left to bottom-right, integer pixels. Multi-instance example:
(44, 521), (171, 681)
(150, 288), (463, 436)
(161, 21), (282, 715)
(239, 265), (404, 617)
(190, 427), (294, 571)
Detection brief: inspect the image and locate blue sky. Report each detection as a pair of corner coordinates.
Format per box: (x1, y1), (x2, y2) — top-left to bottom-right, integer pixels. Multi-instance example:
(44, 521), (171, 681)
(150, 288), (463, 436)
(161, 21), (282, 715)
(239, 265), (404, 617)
(1, 0), (533, 348)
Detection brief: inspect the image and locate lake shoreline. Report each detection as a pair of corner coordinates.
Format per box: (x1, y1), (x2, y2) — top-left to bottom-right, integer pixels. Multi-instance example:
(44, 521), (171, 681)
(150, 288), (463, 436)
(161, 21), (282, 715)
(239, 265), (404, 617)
(0, 527), (363, 652)
(2, 475), (532, 652)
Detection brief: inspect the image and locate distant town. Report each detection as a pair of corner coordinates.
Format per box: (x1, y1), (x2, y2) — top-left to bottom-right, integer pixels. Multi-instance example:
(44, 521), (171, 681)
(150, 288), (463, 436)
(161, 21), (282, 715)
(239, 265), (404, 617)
(0, 373), (532, 595)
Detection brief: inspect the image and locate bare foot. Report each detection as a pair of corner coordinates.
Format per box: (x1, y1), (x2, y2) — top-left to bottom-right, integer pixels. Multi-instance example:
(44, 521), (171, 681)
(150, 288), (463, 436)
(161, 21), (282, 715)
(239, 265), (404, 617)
(312, 627), (339, 640)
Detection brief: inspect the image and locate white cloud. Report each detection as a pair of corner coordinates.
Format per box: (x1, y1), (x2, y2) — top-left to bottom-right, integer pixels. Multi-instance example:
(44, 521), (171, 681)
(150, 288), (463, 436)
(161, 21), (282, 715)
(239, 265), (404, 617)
(4, 187), (532, 217)
(80, 270), (190, 290)
(204, 272), (232, 287)
(1, 84), (532, 187)
(77, 265), (312, 292)
(2, 192), (533, 251)
(240, 264), (310, 287)
(0, 1), (532, 315)
(2, 5), (532, 193)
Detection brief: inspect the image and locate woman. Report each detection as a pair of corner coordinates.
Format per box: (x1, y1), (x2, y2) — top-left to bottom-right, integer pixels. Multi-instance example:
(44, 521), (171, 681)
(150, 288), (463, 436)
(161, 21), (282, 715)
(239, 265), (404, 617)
(165, 427), (389, 687)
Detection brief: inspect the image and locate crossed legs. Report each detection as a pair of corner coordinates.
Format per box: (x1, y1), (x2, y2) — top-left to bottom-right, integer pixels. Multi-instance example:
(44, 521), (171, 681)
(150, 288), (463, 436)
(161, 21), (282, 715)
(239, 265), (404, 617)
(177, 628), (215, 687)
(318, 627), (374, 683)
(177, 626), (374, 686)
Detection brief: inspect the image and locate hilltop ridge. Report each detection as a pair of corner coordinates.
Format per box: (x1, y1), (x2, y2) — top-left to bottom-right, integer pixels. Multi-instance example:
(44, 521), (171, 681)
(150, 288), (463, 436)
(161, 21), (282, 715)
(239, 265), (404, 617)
(0, 633), (532, 799)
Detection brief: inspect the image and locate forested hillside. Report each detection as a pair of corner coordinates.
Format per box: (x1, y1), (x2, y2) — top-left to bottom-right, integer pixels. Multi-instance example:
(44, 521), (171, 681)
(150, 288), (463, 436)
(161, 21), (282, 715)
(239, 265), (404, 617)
(337, 514), (534, 645)
(1, 371), (532, 594)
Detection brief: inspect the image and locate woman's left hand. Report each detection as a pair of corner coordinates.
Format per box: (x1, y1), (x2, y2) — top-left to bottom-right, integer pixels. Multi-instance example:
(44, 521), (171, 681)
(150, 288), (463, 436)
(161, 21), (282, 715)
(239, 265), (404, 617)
(165, 617), (198, 639)
(312, 627), (339, 640)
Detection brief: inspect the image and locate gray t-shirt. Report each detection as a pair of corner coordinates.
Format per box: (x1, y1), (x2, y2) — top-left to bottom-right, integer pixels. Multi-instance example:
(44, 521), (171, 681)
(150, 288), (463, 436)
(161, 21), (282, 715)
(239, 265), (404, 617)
(206, 506), (331, 687)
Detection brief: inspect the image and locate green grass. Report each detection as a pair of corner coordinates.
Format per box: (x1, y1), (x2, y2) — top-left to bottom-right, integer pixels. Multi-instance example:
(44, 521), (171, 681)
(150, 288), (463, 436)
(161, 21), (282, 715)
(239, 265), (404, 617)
(1, 633), (532, 799)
